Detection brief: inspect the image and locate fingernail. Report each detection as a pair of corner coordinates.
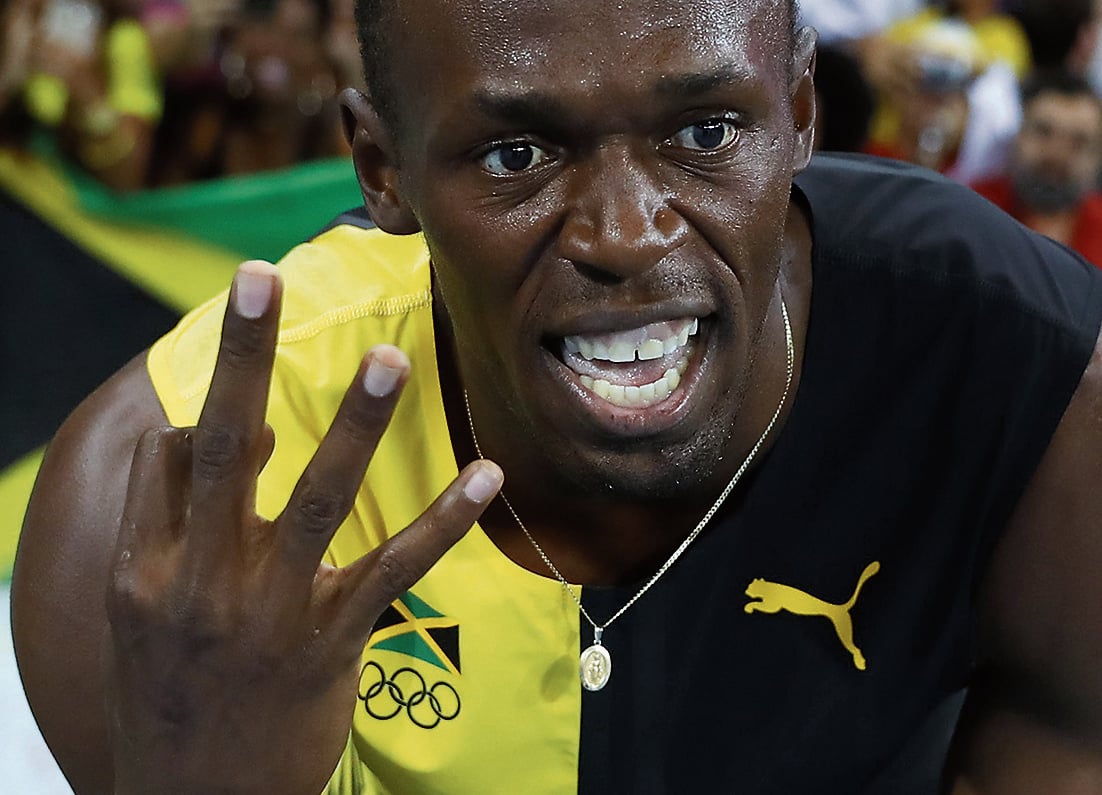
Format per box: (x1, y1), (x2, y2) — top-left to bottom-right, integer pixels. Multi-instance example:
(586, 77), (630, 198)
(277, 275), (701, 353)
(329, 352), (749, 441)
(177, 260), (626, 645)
(234, 262), (275, 319)
(463, 463), (503, 503)
(363, 356), (402, 397)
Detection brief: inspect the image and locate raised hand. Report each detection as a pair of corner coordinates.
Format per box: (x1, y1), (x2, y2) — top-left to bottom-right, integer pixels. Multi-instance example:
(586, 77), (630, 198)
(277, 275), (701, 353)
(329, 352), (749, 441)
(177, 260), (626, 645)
(104, 261), (503, 795)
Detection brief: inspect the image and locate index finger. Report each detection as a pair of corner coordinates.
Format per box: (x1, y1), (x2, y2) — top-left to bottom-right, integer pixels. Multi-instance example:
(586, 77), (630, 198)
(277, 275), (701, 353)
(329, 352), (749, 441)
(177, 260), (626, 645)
(191, 260), (283, 528)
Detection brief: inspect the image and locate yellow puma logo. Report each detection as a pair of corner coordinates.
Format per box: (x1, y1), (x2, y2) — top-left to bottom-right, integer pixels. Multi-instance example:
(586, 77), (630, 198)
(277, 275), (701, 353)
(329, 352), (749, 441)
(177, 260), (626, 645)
(743, 561), (881, 671)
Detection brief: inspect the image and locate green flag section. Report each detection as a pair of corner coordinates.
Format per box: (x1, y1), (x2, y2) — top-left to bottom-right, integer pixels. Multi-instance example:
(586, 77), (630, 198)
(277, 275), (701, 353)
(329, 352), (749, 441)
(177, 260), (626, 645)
(0, 145), (364, 581)
(400, 590), (447, 620)
(0, 145), (364, 310)
(70, 156), (364, 265)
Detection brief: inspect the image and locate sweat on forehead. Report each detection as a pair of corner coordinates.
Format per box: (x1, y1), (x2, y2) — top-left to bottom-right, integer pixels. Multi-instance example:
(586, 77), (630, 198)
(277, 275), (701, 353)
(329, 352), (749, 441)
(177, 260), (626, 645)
(355, 0), (800, 126)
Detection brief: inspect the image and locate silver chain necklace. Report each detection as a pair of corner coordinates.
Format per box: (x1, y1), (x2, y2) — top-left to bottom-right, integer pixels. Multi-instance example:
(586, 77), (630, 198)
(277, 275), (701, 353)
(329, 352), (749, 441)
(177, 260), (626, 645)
(463, 298), (794, 692)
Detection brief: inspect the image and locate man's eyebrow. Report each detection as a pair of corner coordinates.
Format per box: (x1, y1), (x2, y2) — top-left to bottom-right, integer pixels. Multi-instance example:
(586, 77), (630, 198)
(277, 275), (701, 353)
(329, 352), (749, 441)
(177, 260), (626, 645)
(470, 65), (755, 127)
(472, 90), (575, 130)
(656, 64), (755, 97)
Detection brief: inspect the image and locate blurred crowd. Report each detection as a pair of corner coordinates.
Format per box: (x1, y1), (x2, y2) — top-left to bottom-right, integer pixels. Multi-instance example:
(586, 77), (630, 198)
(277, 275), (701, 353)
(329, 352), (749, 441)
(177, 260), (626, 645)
(0, 0), (360, 190)
(2, 0), (1102, 266)
(806, 0), (1102, 265)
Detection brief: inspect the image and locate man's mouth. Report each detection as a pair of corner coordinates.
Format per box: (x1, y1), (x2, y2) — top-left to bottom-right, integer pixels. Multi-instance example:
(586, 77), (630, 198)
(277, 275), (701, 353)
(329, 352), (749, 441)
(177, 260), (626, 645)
(557, 318), (700, 409)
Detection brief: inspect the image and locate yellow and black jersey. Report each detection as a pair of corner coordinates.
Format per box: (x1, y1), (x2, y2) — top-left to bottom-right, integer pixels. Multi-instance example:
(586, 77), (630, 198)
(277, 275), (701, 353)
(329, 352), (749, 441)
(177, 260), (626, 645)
(148, 154), (1102, 794)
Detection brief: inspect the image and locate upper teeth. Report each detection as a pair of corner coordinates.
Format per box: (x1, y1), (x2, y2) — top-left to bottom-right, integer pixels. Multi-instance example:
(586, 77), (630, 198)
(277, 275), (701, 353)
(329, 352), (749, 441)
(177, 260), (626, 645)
(564, 317), (699, 363)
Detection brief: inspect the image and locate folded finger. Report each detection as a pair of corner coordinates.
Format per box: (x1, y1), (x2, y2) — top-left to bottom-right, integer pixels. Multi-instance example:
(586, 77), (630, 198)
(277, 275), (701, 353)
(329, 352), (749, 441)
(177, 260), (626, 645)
(110, 427), (192, 612)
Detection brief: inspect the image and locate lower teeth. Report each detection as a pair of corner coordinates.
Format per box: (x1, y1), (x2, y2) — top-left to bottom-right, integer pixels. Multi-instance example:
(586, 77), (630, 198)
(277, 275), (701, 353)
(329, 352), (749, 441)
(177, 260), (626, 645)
(578, 362), (686, 408)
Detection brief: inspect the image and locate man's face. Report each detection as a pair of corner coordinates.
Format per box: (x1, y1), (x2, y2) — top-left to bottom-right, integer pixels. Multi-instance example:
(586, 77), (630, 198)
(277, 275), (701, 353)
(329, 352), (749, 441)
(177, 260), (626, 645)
(1013, 91), (1102, 214)
(373, 0), (810, 498)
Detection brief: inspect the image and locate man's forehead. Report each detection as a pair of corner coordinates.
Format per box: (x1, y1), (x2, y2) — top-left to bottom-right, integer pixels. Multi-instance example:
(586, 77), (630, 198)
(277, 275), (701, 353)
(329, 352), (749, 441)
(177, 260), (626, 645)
(394, 0), (785, 25)
(388, 0), (790, 92)
(429, 0), (778, 29)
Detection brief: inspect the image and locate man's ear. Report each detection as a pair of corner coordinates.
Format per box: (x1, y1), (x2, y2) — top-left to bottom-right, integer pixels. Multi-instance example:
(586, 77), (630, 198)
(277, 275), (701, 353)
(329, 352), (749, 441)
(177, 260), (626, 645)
(790, 26), (818, 173)
(340, 88), (421, 235)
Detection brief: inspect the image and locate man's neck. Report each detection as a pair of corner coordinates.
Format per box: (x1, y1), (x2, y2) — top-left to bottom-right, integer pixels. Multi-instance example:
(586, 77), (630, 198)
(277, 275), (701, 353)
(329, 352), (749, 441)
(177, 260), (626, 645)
(431, 309), (712, 586)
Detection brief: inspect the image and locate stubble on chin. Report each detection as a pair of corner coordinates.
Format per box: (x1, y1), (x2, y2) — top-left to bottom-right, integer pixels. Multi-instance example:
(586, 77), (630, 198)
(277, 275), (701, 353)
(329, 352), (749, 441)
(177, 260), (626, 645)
(1011, 164), (1091, 214)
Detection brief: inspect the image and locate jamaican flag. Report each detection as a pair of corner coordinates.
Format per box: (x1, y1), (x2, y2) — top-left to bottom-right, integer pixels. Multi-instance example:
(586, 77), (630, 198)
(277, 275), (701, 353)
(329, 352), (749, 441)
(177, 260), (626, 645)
(0, 145), (363, 579)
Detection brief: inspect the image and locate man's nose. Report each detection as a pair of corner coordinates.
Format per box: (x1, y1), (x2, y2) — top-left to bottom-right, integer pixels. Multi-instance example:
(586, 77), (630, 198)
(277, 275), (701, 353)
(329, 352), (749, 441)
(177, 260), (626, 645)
(556, 146), (688, 280)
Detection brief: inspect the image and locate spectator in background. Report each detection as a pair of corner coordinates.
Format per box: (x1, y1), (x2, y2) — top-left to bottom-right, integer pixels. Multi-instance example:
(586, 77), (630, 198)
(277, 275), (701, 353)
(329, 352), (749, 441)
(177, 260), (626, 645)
(140, 0), (244, 76)
(865, 1), (1035, 184)
(864, 0), (1033, 127)
(972, 71), (1102, 268)
(865, 18), (979, 171)
(7, 0), (359, 189)
(865, 16), (1023, 183)
(22, 0), (162, 191)
(217, 0), (342, 174)
(145, 0), (248, 186)
(152, 0), (346, 184)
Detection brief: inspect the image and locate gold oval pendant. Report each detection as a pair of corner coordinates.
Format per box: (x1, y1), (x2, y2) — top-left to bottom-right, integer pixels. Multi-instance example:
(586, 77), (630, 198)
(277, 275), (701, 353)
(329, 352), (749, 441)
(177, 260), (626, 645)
(580, 643), (612, 691)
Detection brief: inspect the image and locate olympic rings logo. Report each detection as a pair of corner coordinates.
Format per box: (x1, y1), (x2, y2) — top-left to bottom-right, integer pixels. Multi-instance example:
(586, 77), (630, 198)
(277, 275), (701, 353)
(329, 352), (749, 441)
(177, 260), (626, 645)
(357, 661), (461, 729)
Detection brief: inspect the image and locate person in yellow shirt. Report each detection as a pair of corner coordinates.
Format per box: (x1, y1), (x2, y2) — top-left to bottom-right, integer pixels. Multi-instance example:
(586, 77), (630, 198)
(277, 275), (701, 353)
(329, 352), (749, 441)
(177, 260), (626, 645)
(891, 0), (1032, 78)
(24, 0), (162, 190)
(865, 0), (1031, 176)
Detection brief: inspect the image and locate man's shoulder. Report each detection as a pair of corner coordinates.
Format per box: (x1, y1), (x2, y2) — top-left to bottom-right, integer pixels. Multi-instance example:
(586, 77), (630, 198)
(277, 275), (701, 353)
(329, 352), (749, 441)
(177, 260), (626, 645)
(798, 154), (1102, 333)
(797, 153), (1008, 244)
(148, 218), (435, 428)
(796, 154), (1008, 269)
(277, 221), (433, 328)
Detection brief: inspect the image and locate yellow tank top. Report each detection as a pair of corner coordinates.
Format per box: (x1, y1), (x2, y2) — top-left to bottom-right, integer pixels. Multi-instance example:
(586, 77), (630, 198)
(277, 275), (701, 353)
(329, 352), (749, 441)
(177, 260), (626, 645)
(147, 225), (583, 794)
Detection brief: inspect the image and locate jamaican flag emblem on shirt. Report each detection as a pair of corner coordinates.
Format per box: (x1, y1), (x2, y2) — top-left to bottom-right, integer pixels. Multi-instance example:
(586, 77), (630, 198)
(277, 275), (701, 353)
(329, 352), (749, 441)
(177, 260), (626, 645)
(360, 592), (462, 729)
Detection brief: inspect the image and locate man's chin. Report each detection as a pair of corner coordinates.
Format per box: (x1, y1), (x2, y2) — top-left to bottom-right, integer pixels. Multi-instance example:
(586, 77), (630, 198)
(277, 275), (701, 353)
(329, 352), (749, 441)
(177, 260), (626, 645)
(552, 437), (731, 503)
(1012, 172), (1088, 215)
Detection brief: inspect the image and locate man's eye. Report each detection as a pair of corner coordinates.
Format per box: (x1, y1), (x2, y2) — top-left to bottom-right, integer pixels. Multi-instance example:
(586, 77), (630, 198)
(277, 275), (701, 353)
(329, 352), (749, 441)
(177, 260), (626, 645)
(481, 142), (550, 175)
(667, 119), (740, 151)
